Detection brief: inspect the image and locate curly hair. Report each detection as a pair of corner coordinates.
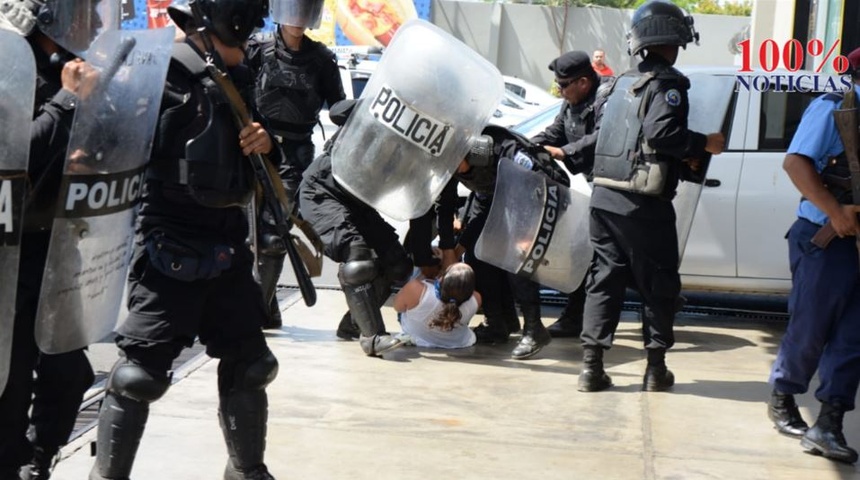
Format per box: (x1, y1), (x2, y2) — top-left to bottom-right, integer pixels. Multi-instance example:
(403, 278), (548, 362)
(428, 263), (476, 332)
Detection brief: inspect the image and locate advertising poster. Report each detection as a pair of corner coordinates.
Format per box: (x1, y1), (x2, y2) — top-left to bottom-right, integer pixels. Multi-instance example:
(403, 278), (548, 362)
(120, 0), (431, 47)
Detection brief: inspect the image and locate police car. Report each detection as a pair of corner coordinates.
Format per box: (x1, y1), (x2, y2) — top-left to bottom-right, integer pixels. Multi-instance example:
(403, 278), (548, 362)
(515, 67), (842, 296)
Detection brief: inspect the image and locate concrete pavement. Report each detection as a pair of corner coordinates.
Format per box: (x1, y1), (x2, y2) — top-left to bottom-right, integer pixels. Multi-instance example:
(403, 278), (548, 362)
(51, 289), (860, 480)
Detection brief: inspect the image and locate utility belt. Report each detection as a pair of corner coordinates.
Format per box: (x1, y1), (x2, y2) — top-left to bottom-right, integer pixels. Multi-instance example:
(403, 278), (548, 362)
(268, 119), (315, 143)
(146, 157), (253, 208)
(143, 229), (235, 282)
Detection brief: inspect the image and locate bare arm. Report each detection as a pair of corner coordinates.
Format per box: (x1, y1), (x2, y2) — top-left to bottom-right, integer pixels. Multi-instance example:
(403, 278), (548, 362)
(392, 279), (425, 313)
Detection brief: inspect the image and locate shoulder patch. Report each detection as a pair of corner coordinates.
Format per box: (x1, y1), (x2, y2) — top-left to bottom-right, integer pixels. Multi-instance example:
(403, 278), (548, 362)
(665, 89), (681, 107)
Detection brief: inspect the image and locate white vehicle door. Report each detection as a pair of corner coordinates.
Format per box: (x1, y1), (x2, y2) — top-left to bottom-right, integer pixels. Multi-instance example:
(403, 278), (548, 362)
(735, 85), (820, 283)
(678, 75), (744, 283)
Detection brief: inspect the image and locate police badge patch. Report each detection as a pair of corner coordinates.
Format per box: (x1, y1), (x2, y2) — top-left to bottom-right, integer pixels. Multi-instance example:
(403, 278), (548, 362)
(665, 89), (681, 107)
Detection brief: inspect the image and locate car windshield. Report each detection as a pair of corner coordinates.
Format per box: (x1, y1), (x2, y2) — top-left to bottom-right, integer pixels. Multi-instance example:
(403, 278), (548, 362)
(512, 100), (562, 137)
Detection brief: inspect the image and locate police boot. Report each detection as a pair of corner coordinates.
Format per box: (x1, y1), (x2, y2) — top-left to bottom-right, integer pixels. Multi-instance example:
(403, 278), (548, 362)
(220, 391), (275, 480)
(88, 393), (150, 480)
(643, 348), (675, 392)
(547, 288), (584, 338)
(18, 445), (56, 480)
(511, 304), (551, 360)
(342, 282), (402, 357)
(578, 345), (612, 392)
(335, 311), (360, 340)
(801, 402), (858, 464)
(473, 320), (511, 344)
(767, 390), (809, 438)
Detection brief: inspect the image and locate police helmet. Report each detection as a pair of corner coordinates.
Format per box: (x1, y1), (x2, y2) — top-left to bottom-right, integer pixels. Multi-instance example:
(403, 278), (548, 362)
(169, 0), (268, 48)
(627, 0), (699, 56)
(0, 0), (120, 56)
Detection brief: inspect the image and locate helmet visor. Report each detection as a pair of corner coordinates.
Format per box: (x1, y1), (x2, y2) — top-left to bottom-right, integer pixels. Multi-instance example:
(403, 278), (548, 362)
(271, 0), (324, 30)
(39, 0), (120, 57)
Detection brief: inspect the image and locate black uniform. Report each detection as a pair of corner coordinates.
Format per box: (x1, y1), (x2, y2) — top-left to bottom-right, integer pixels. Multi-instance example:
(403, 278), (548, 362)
(245, 30), (345, 327)
(89, 40), (280, 480)
(298, 109), (412, 357)
(531, 75), (610, 335)
(582, 54), (707, 376)
(0, 37), (95, 478)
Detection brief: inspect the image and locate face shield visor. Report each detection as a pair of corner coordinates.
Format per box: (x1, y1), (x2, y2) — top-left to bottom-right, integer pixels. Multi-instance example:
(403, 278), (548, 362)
(37, 0), (121, 57)
(270, 0), (324, 30)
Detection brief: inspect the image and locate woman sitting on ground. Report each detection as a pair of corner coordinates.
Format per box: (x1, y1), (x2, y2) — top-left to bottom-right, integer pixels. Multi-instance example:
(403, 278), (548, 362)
(393, 263), (482, 349)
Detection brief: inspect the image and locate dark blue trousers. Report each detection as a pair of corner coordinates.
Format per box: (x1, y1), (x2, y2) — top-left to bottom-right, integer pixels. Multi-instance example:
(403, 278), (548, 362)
(769, 218), (860, 410)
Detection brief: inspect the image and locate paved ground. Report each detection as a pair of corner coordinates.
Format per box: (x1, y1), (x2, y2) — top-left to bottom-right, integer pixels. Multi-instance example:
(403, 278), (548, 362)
(51, 289), (859, 480)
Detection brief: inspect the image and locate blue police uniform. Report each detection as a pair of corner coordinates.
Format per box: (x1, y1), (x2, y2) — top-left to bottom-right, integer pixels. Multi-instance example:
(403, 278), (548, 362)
(768, 85), (860, 410)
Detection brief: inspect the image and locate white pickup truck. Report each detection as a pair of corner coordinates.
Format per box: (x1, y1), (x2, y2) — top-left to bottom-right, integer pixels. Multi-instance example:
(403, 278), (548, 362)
(515, 67), (836, 296)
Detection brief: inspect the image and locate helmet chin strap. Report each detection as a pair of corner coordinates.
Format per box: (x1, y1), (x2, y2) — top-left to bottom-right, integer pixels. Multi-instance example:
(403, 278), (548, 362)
(188, 0), (226, 71)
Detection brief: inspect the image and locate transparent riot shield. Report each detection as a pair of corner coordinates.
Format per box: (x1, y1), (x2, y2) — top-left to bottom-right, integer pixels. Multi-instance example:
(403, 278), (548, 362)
(331, 19), (504, 221)
(674, 74), (736, 260)
(0, 31), (35, 394)
(34, 28), (173, 354)
(474, 159), (592, 293)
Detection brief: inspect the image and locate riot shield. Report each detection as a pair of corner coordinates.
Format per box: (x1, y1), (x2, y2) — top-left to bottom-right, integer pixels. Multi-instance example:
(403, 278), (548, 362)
(0, 31), (35, 394)
(34, 28), (173, 354)
(331, 19), (504, 221)
(474, 159), (592, 294)
(673, 74), (736, 260)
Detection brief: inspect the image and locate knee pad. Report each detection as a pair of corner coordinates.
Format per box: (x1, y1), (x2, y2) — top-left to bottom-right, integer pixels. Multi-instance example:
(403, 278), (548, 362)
(339, 258), (378, 287)
(106, 359), (171, 403)
(258, 232), (288, 256)
(220, 349), (279, 393)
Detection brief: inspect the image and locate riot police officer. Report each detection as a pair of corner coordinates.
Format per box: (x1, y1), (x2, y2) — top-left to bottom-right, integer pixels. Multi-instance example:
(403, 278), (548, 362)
(578, 0), (724, 393)
(246, 0), (345, 329)
(299, 99), (411, 357)
(88, 2), (281, 479)
(531, 50), (611, 339)
(0, 2), (115, 478)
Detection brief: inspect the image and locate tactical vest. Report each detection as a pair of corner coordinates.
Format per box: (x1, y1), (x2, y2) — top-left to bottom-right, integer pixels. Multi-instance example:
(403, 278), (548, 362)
(819, 90), (860, 204)
(592, 67), (686, 197)
(254, 32), (327, 140)
(147, 42), (254, 209)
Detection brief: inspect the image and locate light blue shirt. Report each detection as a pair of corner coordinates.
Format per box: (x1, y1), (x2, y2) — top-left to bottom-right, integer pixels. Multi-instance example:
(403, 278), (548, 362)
(788, 85), (860, 225)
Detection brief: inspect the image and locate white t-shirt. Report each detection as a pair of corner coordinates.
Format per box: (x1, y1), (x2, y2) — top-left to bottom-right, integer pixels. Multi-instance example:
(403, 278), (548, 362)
(399, 280), (478, 349)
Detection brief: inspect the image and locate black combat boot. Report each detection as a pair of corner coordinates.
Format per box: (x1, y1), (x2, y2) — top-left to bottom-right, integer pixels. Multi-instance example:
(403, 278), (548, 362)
(341, 283), (402, 357)
(220, 391), (276, 480)
(547, 288), (584, 338)
(473, 320), (510, 344)
(643, 348), (674, 392)
(578, 345), (612, 392)
(335, 311), (360, 340)
(511, 304), (551, 360)
(18, 445), (56, 480)
(767, 390), (809, 437)
(88, 393), (150, 480)
(262, 296), (282, 330)
(801, 402), (858, 464)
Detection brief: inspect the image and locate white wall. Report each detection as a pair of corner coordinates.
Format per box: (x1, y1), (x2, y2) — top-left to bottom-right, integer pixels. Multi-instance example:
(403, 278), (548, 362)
(432, 2), (751, 91)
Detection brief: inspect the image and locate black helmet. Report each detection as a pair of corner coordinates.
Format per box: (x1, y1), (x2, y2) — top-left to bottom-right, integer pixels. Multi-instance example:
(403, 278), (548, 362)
(627, 0), (699, 56)
(170, 0), (268, 48)
(0, 0), (120, 56)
